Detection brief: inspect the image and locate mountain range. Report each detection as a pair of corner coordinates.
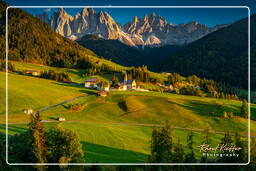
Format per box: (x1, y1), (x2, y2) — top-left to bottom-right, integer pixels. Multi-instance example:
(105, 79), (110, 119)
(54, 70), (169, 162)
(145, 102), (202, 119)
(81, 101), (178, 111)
(36, 8), (228, 46)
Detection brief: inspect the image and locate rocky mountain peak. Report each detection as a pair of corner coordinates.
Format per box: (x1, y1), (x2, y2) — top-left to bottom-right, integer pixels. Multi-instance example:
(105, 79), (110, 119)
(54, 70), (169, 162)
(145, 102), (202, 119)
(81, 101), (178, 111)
(81, 8), (95, 16)
(36, 8), (228, 47)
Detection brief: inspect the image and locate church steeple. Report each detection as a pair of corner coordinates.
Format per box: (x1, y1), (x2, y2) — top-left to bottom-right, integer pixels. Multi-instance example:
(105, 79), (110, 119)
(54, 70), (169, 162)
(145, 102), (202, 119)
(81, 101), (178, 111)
(124, 72), (128, 84)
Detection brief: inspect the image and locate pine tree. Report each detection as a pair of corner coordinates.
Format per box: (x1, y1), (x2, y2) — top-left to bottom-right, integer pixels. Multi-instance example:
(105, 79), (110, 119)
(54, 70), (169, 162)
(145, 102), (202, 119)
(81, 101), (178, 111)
(28, 112), (47, 169)
(200, 129), (212, 163)
(248, 137), (256, 170)
(149, 121), (173, 163)
(185, 130), (196, 162)
(173, 139), (185, 163)
(240, 100), (248, 118)
(234, 132), (246, 162)
(202, 129), (211, 144)
(221, 132), (233, 145)
(218, 132), (233, 163)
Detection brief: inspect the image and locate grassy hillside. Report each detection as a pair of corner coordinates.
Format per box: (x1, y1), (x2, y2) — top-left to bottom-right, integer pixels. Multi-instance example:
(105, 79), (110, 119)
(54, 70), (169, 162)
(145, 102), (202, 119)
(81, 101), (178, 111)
(1, 71), (256, 162)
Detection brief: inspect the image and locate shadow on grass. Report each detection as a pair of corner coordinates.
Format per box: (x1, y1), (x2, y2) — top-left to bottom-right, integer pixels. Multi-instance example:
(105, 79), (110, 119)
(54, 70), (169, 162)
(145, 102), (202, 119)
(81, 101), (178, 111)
(79, 89), (97, 95)
(0, 125), (27, 134)
(117, 101), (128, 112)
(81, 141), (148, 163)
(119, 107), (153, 117)
(65, 69), (84, 77)
(52, 82), (83, 89)
(47, 117), (58, 120)
(168, 100), (238, 117)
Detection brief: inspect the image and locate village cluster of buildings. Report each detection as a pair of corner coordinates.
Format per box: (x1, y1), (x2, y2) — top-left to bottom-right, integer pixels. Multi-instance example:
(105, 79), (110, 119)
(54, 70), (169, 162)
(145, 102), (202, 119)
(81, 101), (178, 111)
(84, 74), (148, 92)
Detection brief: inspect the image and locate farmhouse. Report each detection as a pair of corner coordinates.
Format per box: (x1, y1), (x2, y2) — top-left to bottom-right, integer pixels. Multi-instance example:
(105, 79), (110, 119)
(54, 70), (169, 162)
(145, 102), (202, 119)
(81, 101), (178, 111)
(57, 117), (66, 121)
(24, 70), (40, 76)
(117, 84), (127, 91)
(166, 84), (174, 91)
(98, 90), (108, 96)
(102, 84), (110, 91)
(97, 84), (110, 91)
(23, 108), (34, 115)
(84, 78), (101, 88)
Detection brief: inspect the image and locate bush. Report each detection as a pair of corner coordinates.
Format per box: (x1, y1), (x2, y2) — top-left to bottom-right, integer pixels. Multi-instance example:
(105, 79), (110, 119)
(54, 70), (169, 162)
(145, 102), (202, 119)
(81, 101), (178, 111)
(179, 86), (204, 97)
(40, 70), (72, 82)
(46, 125), (84, 163)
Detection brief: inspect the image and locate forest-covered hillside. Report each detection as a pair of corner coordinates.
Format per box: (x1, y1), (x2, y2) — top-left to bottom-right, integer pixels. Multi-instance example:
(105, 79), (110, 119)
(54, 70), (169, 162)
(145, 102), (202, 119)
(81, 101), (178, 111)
(161, 14), (256, 90)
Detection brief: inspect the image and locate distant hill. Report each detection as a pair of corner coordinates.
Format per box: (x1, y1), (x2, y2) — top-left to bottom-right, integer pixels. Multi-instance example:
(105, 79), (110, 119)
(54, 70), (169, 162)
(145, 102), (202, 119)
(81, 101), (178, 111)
(76, 35), (144, 66)
(161, 14), (256, 90)
(77, 34), (182, 69)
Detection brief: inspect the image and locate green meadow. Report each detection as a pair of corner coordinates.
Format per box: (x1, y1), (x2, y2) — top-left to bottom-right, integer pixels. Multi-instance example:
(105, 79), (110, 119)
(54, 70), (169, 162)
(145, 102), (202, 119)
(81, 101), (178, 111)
(0, 69), (256, 163)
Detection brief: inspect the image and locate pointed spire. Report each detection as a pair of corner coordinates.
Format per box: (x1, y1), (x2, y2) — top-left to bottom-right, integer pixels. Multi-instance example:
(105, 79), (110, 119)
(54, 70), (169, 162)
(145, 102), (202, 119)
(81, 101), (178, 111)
(124, 72), (128, 84)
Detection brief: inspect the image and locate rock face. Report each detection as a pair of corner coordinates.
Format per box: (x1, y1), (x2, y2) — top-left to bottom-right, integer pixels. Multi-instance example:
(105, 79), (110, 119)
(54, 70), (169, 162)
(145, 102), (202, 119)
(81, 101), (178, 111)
(36, 8), (228, 46)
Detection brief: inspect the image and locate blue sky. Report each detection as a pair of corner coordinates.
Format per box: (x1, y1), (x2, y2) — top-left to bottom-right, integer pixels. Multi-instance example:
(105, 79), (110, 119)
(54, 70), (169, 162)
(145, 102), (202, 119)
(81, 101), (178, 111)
(3, 0), (255, 27)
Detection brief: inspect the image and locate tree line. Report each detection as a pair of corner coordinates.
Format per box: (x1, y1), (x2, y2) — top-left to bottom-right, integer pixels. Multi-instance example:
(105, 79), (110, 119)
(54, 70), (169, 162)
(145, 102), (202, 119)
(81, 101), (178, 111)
(167, 73), (240, 100)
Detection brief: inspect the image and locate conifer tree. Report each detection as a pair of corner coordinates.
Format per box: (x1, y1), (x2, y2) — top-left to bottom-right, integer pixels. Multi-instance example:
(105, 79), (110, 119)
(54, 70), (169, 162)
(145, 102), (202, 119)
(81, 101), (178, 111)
(173, 139), (185, 163)
(149, 121), (173, 163)
(221, 132), (233, 145)
(28, 112), (47, 168)
(240, 100), (248, 118)
(185, 130), (196, 162)
(234, 132), (246, 162)
(200, 129), (211, 163)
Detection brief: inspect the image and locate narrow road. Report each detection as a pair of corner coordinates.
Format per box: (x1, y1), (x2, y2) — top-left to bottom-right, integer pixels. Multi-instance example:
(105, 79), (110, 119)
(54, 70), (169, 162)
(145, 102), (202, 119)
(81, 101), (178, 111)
(38, 94), (94, 112)
(2, 120), (254, 137)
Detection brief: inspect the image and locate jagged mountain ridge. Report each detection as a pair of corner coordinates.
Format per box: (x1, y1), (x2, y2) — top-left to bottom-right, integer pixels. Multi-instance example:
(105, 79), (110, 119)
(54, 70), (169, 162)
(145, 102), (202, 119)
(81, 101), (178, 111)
(36, 8), (228, 46)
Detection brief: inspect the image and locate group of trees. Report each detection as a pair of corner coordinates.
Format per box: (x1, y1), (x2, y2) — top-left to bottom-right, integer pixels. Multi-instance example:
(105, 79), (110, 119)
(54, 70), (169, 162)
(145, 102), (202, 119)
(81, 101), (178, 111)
(40, 70), (72, 82)
(7, 112), (84, 168)
(127, 66), (151, 83)
(0, 60), (16, 72)
(167, 73), (240, 100)
(149, 122), (248, 165)
(179, 86), (204, 97)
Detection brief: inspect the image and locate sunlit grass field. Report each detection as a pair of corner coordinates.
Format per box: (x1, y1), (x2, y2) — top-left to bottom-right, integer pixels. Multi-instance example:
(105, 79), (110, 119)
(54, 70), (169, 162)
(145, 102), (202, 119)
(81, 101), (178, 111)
(0, 70), (255, 163)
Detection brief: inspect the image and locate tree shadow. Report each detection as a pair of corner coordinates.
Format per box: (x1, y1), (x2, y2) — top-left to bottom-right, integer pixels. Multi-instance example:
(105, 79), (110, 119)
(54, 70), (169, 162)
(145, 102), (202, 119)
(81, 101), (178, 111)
(167, 100), (237, 117)
(52, 82), (83, 89)
(79, 89), (97, 95)
(0, 125), (27, 134)
(117, 101), (127, 112)
(65, 69), (84, 77)
(47, 117), (58, 120)
(81, 141), (148, 163)
(119, 107), (154, 117)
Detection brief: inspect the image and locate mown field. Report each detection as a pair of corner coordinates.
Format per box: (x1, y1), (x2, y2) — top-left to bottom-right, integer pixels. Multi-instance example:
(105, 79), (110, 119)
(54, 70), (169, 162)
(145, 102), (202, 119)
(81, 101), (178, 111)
(0, 70), (256, 163)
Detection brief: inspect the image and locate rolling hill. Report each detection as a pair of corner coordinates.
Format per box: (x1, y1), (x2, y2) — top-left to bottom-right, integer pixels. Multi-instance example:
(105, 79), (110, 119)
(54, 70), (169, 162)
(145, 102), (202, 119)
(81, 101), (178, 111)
(161, 14), (256, 90)
(76, 35), (145, 67)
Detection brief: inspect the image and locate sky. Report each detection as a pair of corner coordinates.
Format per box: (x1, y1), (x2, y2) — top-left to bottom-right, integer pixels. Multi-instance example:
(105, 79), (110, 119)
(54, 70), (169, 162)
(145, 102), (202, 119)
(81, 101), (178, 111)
(3, 0), (256, 27)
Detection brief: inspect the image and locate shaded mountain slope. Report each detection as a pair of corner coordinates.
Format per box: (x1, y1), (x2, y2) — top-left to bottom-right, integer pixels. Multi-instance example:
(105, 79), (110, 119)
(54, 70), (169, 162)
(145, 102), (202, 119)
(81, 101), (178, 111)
(161, 14), (255, 89)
